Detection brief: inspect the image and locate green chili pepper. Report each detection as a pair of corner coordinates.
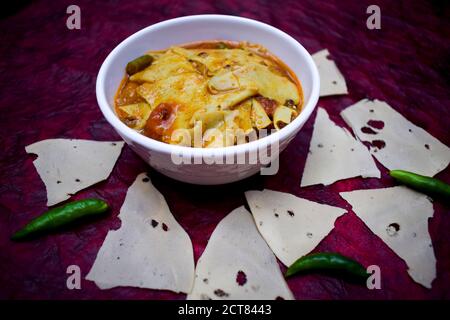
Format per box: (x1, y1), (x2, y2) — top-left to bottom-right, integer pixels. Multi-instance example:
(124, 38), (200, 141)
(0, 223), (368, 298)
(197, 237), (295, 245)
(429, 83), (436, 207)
(389, 170), (450, 199)
(285, 252), (368, 280)
(217, 42), (228, 49)
(11, 199), (109, 241)
(126, 54), (153, 75)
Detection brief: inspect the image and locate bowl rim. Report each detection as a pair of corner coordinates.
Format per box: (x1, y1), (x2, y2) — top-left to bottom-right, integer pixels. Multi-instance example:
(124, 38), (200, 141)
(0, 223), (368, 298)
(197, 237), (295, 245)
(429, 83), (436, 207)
(96, 14), (320, 157)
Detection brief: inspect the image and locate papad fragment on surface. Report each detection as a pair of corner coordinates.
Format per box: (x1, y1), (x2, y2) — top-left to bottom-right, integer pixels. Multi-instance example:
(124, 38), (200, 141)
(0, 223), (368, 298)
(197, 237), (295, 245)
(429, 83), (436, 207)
(188, 206), (293, 300)
(86, 173), (195, 293)
(25, 139), (124, 206)
(245, 189), (346, 266)
(340, 186), (436, 288)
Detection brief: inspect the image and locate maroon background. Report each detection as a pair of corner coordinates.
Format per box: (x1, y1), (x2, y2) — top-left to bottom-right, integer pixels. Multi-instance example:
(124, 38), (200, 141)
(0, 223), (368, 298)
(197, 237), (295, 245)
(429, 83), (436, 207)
(0, 0), (449, 300)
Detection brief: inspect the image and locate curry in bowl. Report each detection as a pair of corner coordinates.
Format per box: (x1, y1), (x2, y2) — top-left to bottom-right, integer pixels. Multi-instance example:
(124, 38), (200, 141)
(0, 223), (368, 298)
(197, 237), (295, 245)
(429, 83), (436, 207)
(115, 41), (303, 148)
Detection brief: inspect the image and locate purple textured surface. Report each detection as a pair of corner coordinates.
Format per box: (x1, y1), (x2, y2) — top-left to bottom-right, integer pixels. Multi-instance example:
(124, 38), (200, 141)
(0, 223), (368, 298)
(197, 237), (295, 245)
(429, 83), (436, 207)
(0, 0), (449, 300)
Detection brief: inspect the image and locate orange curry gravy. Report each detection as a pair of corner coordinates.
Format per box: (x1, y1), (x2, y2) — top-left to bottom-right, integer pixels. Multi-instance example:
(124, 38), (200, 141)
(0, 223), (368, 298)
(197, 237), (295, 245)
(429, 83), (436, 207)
(114, 40), (304, 144)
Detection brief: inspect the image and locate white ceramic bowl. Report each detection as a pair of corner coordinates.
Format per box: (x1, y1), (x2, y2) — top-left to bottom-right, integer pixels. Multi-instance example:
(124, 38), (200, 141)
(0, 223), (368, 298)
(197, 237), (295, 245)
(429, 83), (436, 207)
(96, 14), (319, 184)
